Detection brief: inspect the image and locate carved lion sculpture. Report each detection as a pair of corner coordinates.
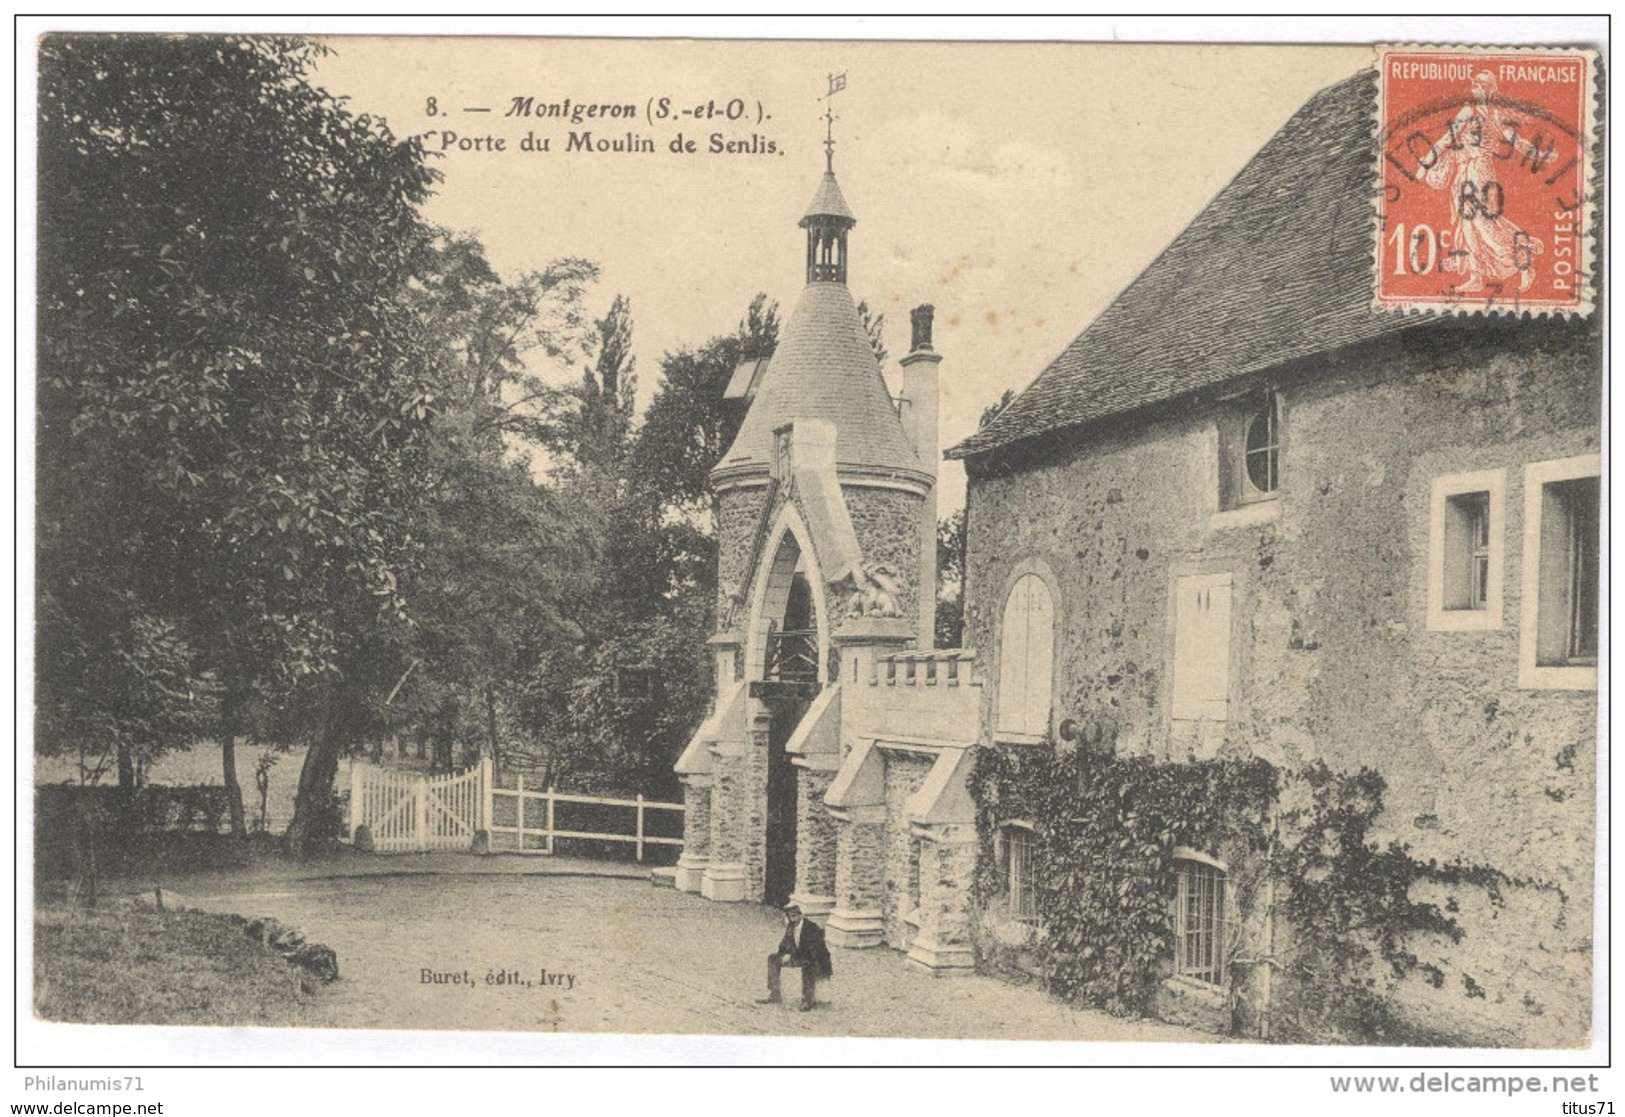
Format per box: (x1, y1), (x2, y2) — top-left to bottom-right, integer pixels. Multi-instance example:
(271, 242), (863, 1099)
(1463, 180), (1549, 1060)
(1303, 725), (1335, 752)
(841, 563), (902, 618)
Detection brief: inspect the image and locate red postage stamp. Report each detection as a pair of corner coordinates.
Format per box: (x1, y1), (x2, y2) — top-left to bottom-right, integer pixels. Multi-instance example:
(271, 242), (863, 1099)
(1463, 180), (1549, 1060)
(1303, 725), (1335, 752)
(1374, 45), (1598, 316)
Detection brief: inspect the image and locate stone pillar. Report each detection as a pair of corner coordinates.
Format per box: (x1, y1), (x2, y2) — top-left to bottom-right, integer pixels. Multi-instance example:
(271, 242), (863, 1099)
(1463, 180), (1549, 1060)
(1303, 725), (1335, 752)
(674, 779), (711, 893)
(698, 734), (747, 910)
(904, 824), (977, 975)
(791, 768), (838, 917)
(827, 806), (887, 948)
(741, 704), (773, 902)
(700, 748), (748, 902)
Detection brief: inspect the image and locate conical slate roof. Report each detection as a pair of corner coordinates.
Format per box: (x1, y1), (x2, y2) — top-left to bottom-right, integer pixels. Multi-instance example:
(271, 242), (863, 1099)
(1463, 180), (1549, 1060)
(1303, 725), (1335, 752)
(800, 171), (855, 226)
(713, 282), (921, 479)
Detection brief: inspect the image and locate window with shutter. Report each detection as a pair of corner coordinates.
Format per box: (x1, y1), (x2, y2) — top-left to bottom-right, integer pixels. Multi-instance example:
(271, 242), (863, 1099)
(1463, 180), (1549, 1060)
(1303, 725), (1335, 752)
(997, 572), (1055, 737)
(1171, 572), (1232, 723)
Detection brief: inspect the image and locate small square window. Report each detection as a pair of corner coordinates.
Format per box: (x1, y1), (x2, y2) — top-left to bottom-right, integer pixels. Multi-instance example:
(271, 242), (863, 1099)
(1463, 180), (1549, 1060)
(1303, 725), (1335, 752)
(1427, 469), (1504, 632)
(1520, 455), (1601, 690)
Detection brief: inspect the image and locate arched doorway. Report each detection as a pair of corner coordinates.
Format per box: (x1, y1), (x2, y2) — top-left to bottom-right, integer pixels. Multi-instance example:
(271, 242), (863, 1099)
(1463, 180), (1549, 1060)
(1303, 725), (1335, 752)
(751, 529), (825, 907)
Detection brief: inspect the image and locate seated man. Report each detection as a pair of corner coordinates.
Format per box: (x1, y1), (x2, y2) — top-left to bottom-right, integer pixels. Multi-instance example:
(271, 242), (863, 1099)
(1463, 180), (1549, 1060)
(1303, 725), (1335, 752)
(757, 902), (832, 1011)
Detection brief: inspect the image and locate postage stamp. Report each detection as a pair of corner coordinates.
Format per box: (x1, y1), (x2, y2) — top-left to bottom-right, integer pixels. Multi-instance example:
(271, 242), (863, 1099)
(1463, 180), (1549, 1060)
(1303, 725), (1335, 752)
(1374, 45), (1598, 315)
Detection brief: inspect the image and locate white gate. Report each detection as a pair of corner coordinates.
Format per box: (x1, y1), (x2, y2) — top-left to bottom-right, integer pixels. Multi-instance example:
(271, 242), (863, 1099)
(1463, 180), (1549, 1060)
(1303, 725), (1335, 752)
(349, 761), (486, 853)
(347, 757), (685, 857)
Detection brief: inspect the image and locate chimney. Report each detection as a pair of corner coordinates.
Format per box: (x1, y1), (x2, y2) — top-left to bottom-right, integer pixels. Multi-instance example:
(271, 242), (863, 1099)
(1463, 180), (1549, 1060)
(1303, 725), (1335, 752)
(898, 305), (942, 649)
(909, 304), (935, 354)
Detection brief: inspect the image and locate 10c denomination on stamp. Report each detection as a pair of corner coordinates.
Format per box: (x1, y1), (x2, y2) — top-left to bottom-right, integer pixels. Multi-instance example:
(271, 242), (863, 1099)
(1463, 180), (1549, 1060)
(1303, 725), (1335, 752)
(1375, 45), (1598, 316)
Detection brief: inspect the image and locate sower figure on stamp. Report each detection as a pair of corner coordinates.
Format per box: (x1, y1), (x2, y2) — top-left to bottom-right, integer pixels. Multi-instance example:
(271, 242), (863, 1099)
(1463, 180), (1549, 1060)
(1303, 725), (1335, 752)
(757, 903), (832, 1011)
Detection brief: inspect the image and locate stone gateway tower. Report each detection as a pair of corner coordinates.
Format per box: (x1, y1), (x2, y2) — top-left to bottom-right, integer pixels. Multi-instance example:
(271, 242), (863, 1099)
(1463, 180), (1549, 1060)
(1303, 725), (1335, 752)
(673, 159), (983, 973)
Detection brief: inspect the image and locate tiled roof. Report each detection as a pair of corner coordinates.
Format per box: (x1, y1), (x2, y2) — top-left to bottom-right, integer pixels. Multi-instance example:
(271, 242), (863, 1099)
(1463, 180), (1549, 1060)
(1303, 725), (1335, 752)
(801, 170), (856, 226)
(713, 281), (922, 479)
(949, 71), (1438, 461)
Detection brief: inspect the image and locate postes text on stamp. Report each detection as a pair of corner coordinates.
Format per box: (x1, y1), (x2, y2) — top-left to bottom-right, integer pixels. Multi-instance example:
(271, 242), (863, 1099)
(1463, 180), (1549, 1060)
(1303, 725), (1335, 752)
(1375, 45), (1597, 316)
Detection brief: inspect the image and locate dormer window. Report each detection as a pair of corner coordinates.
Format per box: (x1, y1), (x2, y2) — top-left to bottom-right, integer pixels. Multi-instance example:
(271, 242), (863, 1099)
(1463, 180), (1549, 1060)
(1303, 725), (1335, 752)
(1219, 391), (1283, 510)
(1243, 396), (1280, 496)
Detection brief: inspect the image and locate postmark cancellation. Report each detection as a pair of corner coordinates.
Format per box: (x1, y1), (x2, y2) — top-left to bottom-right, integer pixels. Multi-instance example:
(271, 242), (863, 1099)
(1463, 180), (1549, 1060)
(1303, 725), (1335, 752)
(1374, 45), (1599, 317)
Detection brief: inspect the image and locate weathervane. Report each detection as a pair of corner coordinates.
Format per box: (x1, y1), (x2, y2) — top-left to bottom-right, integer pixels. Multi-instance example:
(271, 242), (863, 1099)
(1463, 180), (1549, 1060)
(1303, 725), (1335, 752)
(820, 71), (847, 173)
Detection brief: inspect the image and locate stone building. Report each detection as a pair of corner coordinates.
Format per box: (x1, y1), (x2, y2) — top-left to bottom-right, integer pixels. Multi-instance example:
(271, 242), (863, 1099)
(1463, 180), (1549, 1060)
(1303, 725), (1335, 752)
(946, 72), (1599, 1045)
(673, 159), (984, 974)
(673, 72), (1599, 1044)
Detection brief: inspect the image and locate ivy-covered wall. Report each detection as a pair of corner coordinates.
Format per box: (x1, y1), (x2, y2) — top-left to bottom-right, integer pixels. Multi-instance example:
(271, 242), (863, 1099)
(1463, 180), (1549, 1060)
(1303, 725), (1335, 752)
(970, 742), (1562, 1045)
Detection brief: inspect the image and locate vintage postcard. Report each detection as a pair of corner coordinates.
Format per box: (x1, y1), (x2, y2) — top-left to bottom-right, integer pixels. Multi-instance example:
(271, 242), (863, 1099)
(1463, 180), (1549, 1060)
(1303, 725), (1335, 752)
(22, 22), (1606, 1075)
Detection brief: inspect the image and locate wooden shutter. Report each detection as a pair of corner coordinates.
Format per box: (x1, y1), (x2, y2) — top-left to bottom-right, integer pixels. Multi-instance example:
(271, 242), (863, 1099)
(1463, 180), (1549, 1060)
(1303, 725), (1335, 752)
(997, 577), (1030, 733)
(1023, 579), (1054, 735)
(998, 574), (1054, 736)
(1171, 573), (1232, 723)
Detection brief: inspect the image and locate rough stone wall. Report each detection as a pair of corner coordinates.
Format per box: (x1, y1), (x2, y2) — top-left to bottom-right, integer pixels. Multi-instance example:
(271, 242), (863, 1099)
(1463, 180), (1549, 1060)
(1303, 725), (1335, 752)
(740, 714), (771, 902)
(795, 769), (838, 897)
(707, 753), (745, 869)
(683, 782), (711, 859)
(963, 319), (1600, 1044)
(704, 709), (771, 902)
(715, 486), (769, 630)
(835, 818), (885, 915)
(844, 485), (925, 626)
(881, 751), (935, 948)
(921, 832), (978, 954)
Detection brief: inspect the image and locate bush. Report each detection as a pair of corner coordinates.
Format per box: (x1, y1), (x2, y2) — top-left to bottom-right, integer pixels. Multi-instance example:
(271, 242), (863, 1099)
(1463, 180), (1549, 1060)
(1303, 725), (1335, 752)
(35, 784), (235, 882)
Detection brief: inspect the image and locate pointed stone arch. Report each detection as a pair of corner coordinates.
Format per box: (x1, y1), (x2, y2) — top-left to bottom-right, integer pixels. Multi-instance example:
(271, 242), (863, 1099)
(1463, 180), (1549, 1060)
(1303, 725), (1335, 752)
(745, 501), (832, 684)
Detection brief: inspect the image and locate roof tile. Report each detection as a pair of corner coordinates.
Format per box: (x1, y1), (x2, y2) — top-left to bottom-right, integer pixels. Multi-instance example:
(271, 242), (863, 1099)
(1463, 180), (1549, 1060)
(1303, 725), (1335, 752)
(715, 282), (921, 478)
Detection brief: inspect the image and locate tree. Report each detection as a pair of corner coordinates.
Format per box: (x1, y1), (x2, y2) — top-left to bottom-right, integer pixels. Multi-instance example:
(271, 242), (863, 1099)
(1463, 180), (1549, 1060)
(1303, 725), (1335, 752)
(567, 294), (637, 472)
(548, 295), (781, 797)
(38, 36), (445, 843)
(856, 299), (888, 369)
(935, 510), (967, 648)
(628, 293), (779, 514)
(389, 236), (604, 777)
(980, 388), (1016, 431)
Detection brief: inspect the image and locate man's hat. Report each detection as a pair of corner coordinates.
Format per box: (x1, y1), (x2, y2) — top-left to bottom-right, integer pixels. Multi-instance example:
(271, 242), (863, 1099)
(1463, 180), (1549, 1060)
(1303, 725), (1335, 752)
(783, 902), (802, 914)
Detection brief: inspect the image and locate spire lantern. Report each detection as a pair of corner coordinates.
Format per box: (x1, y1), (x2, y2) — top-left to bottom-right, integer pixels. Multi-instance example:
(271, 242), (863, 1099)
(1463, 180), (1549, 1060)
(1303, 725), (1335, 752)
(801, 72), (855, 285)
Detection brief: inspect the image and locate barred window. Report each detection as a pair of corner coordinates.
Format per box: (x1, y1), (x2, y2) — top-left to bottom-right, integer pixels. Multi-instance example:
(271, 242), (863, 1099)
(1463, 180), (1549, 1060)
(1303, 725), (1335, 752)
(1174, 856), (1227, 985)
(1003, 824), (1038, 924)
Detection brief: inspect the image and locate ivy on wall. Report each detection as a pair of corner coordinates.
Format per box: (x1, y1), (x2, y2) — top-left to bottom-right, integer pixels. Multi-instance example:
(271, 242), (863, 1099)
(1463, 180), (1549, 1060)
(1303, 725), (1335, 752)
(968, 743), (1524, 1043)
(968, 743), (1276, 1016)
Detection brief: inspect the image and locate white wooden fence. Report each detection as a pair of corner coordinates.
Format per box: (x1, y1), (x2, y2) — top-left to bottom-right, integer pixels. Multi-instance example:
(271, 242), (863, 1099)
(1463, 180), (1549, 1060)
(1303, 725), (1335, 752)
(348, 757), (683, 860)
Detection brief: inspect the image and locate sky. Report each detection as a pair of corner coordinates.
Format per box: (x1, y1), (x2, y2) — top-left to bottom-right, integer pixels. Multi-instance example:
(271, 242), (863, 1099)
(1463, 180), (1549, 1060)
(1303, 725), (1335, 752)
(311, 38), (1368, 511)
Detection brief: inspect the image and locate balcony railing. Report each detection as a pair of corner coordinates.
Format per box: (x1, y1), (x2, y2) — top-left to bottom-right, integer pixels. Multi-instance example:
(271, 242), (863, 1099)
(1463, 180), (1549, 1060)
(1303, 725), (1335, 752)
(765, 627), (819, 682)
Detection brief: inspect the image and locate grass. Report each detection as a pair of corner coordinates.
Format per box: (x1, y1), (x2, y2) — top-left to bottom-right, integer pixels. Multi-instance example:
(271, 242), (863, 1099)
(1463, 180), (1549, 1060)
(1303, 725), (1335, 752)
(34, 902), (314, 1027)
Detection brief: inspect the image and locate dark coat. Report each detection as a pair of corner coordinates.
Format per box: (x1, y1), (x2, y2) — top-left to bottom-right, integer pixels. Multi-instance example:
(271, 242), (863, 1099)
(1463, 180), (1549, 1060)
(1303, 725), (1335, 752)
(777, 917), (833, 980)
